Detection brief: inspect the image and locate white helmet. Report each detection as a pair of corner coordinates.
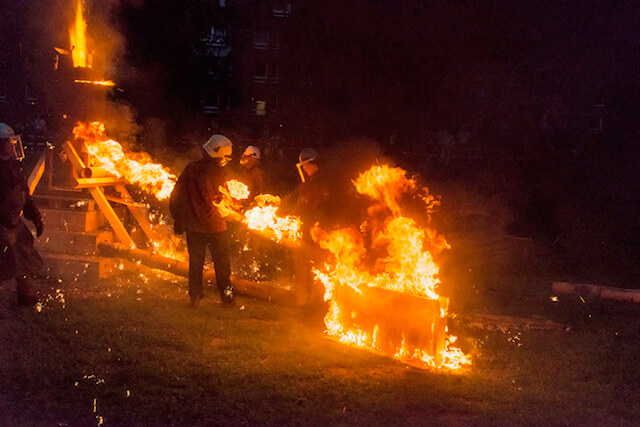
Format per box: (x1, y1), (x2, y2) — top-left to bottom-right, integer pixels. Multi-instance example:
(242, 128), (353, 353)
(0, 123), (15, 139)
(203, 134), (232, 166)
(298, 147), (317, 165)
(242, 145), (261, 159)
(0, 123), (24, 160)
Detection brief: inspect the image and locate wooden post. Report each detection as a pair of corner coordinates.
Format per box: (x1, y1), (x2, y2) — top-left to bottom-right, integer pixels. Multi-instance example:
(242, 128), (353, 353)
(62, 141), (135, 248)
(27, 151), (46, 195)
(115, 185), (159, 244)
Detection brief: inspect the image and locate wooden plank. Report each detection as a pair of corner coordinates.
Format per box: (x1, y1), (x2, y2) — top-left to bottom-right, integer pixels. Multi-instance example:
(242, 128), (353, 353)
(552, 281), (640, 303)
(62, 142), (135, 247)
(27, 151), (46, 195)
(115, 185), (158, 243)
(75, 177), (126, 188)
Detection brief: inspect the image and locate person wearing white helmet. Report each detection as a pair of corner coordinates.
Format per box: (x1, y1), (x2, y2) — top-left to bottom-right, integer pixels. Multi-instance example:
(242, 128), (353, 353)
(282, 147), (330, 312)
(169, 134), (234, 308)
(0, 123), (44, 307)
(238, 145), (269, 197)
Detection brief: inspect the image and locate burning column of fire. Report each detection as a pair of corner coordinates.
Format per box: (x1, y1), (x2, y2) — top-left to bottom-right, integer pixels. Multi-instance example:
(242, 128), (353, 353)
(66, 0), (116, 86)
(313, 165), (471, 370)
(73, 121), (177, 200)
(70, 0), (90, 68)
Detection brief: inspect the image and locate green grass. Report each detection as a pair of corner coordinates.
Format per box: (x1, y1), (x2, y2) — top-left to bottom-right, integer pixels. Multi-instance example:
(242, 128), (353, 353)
(2, 269), (640, 425)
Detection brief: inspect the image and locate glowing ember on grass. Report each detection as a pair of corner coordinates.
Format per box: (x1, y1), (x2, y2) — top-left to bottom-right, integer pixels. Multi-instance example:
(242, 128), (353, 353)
(72, 122), (177, 200)
(313, 164), (471, 370)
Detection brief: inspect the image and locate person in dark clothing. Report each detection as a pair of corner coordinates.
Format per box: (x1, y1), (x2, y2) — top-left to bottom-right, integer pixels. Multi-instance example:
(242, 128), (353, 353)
(282, 148), (330, 308)
(238, 145), (269, 198)
(0, 123), (44, 307)
(169, 134), (234, 308)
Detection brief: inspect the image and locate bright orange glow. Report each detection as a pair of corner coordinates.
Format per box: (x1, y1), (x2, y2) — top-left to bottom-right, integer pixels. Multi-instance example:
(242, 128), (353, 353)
(69, 0), (91, 68)
(214, 180), (249, 220)
(72, 121), (177, 200)
(74, 79), (115, 87)
(314, 165), (471, 370)
(243, 194), (302, 243)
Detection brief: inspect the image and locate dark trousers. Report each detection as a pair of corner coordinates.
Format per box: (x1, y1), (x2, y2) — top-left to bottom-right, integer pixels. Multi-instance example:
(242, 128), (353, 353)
(186, 231), (232, 302)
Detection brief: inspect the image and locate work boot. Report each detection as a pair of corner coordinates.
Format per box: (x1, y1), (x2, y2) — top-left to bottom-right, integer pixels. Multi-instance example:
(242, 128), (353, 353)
(16, 277), (39, 307)
(189, 294), (203, 309)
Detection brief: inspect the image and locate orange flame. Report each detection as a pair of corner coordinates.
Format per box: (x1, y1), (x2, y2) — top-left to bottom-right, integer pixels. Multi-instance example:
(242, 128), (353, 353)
(314, 165), (471, 370)
(72, 122), (177, 200)
(74, 79), (115, 87)
(214, 180), (249, 220)
(69, 0), (91, 68)
(243, 194), (302, 243)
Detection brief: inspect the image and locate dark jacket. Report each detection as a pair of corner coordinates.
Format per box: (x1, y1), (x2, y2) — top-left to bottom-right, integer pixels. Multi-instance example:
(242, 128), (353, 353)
(0, 159), (41, 229)
(282, 171), (330, 234)
(238, 164), (269, 197)
(0, 159), (43, 279)
(169, 157), (228, 234)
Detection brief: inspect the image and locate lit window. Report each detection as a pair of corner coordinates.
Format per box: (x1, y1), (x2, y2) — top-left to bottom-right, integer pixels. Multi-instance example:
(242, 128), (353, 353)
(254, 100), (267, 116)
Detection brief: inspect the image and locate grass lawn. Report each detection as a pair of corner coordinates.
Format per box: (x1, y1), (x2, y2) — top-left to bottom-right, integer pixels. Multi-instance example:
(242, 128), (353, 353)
(2, 265), (640, 425)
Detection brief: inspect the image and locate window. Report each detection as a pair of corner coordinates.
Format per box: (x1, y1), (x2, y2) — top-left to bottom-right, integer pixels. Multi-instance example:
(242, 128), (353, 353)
(253, 60), (267, 82)
(254, 99), (267, 116)
(271, 61), (280, 82)
(203, 26), (227, 46)
(203, 90), (219, 114)
(25, 84), (37, 106)
(270, 95), (279, 112)
(0, 79), (6, 103)
(271, 31), (281, 49)
(254, 29), (269, 49)
(273, 0), (291, 17)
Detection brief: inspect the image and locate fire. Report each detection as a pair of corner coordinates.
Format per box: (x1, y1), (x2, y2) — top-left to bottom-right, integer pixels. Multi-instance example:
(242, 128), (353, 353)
(74, 79), (115, 87)
(214, 180), (249, 219)
(243, 194), (302, 243)
(313, 165), (471, 370)
(72, 122), (177, 200)
(213, 182), (302, 243)
(69, 0), (91, 68)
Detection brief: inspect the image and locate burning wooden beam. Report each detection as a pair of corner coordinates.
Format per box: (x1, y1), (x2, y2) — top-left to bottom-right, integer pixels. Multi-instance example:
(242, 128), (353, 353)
(97, 242), (293, 303)
(75, 177), (126, 188)
(62, 141), (135, 247)
(27, 151), (47, 195)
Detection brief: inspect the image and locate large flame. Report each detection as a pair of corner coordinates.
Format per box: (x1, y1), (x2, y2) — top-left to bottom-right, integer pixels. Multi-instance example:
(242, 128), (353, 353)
(69, 0), (90, 68)
(72, 122), (177, 200)
(243, 194), (302, 243)
(313, 165), (471, 370)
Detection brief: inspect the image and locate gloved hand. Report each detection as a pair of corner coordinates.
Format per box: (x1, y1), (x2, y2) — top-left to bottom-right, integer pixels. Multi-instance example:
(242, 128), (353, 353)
(173, 222), (184, 235)
(34, 219), (44, 237)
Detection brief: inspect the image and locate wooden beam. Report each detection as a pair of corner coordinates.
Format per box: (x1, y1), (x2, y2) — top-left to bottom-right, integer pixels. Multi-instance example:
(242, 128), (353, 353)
(75, 177), (126, 188)
(27, 151), (46, 195)
(62, 142), (135, 247)
(552, 281), (640, 303)
(115, 185), (158, 243)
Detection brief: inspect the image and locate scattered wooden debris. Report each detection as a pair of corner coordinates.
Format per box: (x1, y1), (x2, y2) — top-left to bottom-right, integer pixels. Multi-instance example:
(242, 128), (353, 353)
(552, 281), (640, 303)
(458, 312), (567, 331)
